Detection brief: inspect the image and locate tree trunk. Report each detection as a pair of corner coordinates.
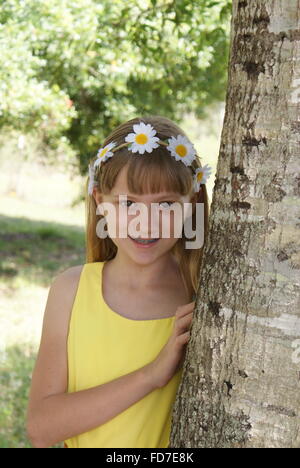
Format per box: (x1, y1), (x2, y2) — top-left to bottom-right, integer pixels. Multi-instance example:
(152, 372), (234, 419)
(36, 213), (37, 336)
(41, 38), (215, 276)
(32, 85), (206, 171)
(170, 0), (300, 448)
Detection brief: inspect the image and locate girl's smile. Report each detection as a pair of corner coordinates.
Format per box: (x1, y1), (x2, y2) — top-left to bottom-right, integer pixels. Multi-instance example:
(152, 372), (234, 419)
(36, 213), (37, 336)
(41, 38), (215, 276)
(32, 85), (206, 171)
(128, 235), (160, 248)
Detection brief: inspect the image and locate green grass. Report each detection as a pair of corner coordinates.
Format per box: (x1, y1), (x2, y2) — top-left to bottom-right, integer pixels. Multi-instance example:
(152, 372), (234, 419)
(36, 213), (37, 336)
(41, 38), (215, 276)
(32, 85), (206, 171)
(0, 213), (85, 448)
(0, 344), (63, 448)
(0, 214), (85, 288)
(0, 344), (37, 448)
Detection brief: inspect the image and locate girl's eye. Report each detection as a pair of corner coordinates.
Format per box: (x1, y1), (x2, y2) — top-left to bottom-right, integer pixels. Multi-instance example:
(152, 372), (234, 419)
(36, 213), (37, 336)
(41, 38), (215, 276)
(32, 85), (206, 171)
(119, 200), (135, 207)
(159, 201), (176, 209)
(119, 200), (176, 208)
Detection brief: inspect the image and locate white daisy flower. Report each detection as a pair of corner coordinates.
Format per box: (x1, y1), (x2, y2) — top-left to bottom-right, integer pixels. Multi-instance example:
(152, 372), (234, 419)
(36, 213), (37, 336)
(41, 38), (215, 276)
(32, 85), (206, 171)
(193, 164), (213, 191)
(88, 162), (97, 195)
(166, 135), (197, 167)
(94, 142), (117, 169)
(125, 122), (160, 154)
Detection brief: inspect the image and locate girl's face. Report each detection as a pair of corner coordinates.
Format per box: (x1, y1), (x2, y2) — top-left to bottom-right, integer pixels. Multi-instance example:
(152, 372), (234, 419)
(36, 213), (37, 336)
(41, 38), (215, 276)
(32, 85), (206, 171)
(93, 164), (195, 265)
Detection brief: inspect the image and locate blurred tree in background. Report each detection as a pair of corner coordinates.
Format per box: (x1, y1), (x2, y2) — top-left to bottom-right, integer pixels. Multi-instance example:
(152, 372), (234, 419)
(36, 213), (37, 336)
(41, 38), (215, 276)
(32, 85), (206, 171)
(0, 0), (231, 173)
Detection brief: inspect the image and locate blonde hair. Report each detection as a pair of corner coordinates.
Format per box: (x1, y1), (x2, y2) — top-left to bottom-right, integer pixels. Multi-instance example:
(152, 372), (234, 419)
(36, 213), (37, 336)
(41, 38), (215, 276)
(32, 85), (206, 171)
(85, 115), (210, 300)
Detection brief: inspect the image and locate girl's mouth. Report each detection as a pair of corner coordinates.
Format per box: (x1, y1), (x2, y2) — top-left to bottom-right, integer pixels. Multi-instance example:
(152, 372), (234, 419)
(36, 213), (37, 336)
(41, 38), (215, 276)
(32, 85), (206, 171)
(128, 235), (160, 248)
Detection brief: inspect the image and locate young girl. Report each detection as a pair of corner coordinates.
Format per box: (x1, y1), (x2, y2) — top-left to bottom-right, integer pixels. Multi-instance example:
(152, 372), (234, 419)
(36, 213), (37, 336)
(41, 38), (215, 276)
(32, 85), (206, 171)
(26, 115), (210, 448)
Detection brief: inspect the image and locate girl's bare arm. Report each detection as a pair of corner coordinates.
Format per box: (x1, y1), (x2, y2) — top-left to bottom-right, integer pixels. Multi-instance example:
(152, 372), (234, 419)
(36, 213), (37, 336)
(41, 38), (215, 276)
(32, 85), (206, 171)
(26, 267), (156, 448)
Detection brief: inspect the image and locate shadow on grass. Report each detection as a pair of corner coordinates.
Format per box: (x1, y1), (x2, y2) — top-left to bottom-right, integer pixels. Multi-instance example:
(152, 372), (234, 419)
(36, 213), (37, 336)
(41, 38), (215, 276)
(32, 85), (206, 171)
(0, 214), (85, 287)
(0, 344), (63, 448)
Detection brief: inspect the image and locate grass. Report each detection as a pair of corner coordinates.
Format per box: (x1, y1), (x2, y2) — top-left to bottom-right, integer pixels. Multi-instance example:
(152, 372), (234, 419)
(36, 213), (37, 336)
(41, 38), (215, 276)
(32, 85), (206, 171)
(0, 344), (37, 448)
(0, 210), (85, 448)
(0, 214), (85, 288)
(0, 344), (63, 448)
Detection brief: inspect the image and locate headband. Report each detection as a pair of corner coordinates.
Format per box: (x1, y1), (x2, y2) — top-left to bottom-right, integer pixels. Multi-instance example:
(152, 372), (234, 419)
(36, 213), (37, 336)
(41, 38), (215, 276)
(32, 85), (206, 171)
(88, 121), (212, 195)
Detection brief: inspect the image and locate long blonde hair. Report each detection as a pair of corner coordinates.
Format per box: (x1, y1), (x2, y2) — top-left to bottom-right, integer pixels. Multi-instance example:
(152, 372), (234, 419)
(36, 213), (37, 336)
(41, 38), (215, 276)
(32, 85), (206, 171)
(85, 115), (210, 300)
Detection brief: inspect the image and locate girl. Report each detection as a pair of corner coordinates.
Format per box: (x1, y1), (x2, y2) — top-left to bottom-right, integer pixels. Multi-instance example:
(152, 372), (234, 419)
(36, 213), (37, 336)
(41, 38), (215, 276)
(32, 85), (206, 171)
(26, 115), (210, 448)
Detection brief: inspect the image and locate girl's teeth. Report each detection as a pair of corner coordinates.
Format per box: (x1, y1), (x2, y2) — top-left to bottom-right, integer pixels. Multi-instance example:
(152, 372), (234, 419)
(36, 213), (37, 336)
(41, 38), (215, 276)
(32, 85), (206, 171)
(130, 236), (158, 244)
(136, 239), (157, 244)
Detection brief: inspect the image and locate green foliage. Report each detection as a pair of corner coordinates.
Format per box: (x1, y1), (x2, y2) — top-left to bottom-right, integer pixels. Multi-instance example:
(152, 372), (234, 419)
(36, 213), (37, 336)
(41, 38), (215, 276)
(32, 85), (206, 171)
(0, 345), (36, 448)
(0, 214), (85, 287)
(0, 345), (63, 447)
(0, 0), (231, 172)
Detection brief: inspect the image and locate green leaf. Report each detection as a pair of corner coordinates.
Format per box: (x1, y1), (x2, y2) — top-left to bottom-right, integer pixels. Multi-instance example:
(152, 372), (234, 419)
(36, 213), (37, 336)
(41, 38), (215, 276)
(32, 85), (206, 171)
(0, 0), (231, 170)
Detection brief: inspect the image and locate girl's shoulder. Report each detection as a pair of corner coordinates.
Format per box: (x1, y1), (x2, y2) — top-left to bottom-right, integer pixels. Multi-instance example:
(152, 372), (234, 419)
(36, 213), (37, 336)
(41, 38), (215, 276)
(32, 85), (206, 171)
(50, 264), (85, 312)
(39, 264), (85, 345)
(54, 264), (85, 287)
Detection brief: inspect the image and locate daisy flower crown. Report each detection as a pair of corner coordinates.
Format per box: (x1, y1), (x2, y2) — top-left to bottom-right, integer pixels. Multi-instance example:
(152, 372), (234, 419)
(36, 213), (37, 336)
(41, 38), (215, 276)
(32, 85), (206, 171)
(88, 122), (212, 196)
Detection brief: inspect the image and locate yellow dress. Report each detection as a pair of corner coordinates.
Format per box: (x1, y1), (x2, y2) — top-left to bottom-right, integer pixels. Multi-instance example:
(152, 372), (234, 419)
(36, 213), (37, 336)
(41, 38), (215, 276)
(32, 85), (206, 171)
(64, 261), (183, 448)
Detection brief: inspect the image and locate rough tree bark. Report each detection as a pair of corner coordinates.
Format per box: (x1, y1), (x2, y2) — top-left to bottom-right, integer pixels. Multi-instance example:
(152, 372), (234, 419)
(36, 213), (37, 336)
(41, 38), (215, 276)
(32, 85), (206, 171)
(170, 0), (300, 448)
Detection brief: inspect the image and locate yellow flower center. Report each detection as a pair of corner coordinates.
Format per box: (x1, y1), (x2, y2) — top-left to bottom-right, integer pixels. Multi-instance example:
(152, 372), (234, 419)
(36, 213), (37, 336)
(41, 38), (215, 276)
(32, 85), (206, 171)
(135, 133), (148, 145)
(197, 171), (203, 182)
(176, 144), (187, 158)
(100, 148), (108, 158)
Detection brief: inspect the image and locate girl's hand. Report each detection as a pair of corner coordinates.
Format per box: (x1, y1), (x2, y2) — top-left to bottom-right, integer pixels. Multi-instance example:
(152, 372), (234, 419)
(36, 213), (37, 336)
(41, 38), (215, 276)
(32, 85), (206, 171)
(146, 301), (195, 389)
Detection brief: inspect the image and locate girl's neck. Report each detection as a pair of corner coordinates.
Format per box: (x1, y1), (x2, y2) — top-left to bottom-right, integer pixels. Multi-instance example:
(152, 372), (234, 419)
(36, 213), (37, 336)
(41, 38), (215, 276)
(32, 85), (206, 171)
(105, 253), (182, 291)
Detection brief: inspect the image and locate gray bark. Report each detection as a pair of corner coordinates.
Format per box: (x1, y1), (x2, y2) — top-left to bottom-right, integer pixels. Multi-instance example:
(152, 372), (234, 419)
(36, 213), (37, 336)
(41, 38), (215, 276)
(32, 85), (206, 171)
(170, 0), (300, 448)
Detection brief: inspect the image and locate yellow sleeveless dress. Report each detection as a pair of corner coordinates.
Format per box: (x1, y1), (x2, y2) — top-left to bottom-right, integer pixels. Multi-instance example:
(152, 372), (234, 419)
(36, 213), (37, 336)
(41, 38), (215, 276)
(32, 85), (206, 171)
(64, 261), (183, 448)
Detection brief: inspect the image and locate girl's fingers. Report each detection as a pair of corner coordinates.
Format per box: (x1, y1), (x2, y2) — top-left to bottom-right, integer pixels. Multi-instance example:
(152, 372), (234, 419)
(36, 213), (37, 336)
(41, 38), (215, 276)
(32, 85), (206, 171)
(175, 312), (193, 335)
(176, 301), (195, 319)
(176, 330), (190, 345)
